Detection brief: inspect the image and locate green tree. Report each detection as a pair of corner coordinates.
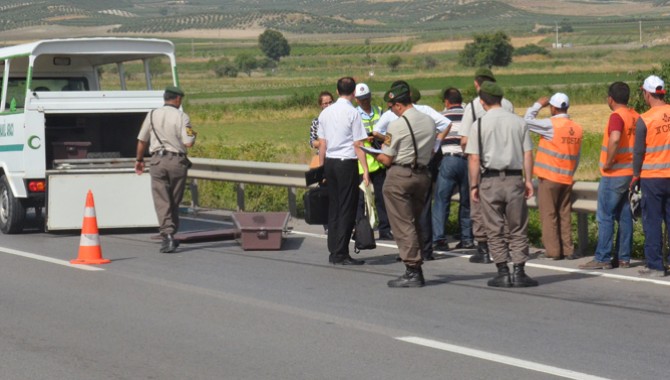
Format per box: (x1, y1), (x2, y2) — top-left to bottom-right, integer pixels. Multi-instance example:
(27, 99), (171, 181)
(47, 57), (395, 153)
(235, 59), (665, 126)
(149, 57), (169, 78)
(235, 53), (258, 77)
(214, 64), (238, 78)
(258, 29), (291, 61)
(422, 55), (438, 69)
(514, 44), (550, 56)
(459, 31), (514, 68)
(559, 19), (573, 33)
(631, 61), (670, 113)
(387, 55), (402, 72)
(257, 57), (277, 70)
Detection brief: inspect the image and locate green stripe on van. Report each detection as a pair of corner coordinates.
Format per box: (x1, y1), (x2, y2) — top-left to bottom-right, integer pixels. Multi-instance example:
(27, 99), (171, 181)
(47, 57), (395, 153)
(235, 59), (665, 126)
(0, 144), (23, 152)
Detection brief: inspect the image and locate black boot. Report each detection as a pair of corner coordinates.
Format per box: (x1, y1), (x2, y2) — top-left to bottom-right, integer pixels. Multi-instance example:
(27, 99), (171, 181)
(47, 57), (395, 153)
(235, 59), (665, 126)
(512, 263), (539, 287)
(388, 265), (425, 288)
(487, 262), (512, 287)
(160, 234), (178, 253)
(469, 242), (493, 264)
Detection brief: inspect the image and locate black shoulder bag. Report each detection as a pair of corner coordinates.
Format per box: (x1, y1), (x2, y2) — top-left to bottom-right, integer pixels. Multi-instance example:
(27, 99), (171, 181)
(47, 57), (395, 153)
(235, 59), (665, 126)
(353, 205), (376, 253)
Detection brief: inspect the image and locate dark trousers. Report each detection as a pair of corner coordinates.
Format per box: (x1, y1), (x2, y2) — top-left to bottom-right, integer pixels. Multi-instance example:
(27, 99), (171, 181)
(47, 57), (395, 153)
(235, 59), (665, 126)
(417, 171), (436, 258)
(641, 178), (670, 271)
(357, 168), (391, 235)
(325, 158), (359, 259)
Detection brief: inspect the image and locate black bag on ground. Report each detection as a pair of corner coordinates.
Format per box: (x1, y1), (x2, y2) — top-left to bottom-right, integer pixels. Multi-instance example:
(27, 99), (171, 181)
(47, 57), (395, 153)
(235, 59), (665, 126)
(353, 217), (376, 253)
(304, 186), (329, 225)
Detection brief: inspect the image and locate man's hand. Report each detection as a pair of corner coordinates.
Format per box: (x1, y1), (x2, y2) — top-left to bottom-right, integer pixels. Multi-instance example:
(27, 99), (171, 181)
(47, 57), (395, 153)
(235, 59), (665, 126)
(525, 180), (534, 199)
(470, 186), (479, 203)
(603, 160), (613, 171)
(537, 96), (550, 107)
(135, 161), (144, 175)
(362, 172), (370, 187)
(630, 176), (640, 193)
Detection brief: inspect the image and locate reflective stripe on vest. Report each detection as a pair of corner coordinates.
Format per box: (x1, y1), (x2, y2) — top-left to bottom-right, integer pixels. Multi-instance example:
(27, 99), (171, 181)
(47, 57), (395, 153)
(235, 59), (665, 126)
(640, 104), (670, 178)
(599, 107), (638, 177)
(533, 117), (583, 185)
(359, 106), (383, 174)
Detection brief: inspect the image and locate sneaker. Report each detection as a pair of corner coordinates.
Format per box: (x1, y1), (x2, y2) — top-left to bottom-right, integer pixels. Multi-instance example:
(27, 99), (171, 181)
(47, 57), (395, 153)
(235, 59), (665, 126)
(578, 260), (612, 270)
(455, 241), (475, 249)
(433, 241), (450, 251)
(618, 261), (631, 268)
(638, 267), (666, 277)
(378, 232), (394, 241)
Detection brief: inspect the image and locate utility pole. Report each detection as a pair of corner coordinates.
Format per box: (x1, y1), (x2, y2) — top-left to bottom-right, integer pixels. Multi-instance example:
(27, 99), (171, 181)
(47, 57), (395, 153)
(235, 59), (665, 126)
(639, 20), (642, 44)
(555, 22), (559, 48)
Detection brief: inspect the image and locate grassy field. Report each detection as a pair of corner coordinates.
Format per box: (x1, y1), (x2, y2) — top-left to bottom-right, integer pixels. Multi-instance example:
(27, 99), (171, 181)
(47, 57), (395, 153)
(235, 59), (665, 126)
(163, 31), (670, 259)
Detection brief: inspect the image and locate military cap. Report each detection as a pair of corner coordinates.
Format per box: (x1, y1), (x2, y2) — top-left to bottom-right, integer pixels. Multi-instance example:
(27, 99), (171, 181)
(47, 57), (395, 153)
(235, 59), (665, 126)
(384, 84), (411, 103)
(479, 81), (503, 97)
(474, 67), (496, 81)
(410, 86), (421, 103)
(165, 85), (185, 97)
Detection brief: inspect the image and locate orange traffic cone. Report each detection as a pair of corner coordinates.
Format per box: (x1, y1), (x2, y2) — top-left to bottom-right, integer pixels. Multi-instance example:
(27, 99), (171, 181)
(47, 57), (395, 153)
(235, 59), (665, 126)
(71, 190), (110, 265)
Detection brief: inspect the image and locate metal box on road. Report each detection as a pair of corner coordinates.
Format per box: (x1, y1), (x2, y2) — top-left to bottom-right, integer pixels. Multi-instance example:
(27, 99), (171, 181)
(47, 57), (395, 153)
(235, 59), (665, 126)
(231, 212), (290, 251)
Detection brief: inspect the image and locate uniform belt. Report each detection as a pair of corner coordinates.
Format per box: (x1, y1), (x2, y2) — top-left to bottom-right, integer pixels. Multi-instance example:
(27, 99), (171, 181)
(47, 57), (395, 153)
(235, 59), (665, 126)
(393, 163), (428, 171)
(152, 151), (186, 157)
(482, 169), (522, 178)
(443, 152), (466, 159)
(326, 157), (356, 161)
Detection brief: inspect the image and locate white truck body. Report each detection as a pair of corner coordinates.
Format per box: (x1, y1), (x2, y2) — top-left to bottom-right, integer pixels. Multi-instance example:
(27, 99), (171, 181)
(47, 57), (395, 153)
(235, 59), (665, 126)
(0, 38), (179, 232)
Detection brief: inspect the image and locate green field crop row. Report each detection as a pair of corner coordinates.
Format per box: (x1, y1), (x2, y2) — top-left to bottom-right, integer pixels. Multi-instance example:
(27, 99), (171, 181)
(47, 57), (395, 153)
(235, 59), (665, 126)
(291, 42), (412, 56)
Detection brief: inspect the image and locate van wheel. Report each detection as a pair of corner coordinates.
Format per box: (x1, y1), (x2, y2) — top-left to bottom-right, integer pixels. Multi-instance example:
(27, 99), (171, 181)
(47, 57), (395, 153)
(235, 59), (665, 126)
(0, 175), (25, 234)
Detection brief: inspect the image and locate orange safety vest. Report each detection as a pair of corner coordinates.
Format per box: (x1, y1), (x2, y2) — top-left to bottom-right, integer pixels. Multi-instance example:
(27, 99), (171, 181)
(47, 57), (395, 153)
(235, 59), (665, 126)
(599, 107), (639, 177)
(640, 104), (670, 178)
(534, 117), (583, 185)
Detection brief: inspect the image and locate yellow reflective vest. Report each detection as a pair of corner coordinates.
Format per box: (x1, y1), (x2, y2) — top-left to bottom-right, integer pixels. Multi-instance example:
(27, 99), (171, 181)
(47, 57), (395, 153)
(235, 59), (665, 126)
(358, 105), (383, 174)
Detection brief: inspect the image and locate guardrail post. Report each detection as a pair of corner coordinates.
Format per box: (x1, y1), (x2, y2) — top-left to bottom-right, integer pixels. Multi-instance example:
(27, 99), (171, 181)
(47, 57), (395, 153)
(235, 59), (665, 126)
(577, 212), (589, 256)
(236, 183), (245, 211)
(189, 179), (199, 209)
(288, 187), (297, 217)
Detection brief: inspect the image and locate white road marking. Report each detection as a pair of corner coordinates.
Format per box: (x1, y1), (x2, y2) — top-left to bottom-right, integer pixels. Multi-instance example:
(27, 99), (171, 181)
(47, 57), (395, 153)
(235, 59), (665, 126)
(397, 336), (611, 380)
(291, 230), (670, 286)
(0, 246), (104, 271)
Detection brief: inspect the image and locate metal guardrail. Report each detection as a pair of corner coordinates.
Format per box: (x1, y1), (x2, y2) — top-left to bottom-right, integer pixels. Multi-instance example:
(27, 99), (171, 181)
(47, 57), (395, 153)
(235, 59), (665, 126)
(187, 157), (599, 255)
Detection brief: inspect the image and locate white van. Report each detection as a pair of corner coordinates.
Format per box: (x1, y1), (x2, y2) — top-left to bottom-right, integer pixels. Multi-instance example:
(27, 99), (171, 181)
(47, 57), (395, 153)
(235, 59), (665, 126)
(0, 38), (180, 233)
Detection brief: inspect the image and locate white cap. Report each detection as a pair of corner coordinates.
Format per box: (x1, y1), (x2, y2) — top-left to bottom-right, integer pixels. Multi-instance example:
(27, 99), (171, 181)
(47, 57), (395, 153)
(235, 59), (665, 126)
(642, 75), (666, 95)
(355, 83), (371, 98)
(549, 92), (569, 109)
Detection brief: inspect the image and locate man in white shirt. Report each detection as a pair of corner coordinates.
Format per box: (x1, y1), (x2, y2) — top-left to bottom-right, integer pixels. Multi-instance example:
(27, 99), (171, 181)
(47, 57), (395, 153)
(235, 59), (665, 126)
(317, 77), (370, 265)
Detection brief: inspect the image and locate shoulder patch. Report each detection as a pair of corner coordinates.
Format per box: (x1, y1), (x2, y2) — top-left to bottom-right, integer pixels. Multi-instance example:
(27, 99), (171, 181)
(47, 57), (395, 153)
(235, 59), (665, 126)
(384, 133), (392, 146)
(186, 126), (196, 137)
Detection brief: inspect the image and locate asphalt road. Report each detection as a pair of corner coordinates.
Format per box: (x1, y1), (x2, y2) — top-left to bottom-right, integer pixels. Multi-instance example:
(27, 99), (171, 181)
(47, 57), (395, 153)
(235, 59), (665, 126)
(0, 212), (667, 380)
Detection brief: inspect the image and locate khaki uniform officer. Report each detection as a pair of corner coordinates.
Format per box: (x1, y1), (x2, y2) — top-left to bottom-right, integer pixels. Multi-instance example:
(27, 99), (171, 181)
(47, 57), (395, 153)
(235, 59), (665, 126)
(135, 86), (197, 253)
(459, 68), (515, 264)
(374, 84), (436, 288)
(466, 82), (537, 288)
